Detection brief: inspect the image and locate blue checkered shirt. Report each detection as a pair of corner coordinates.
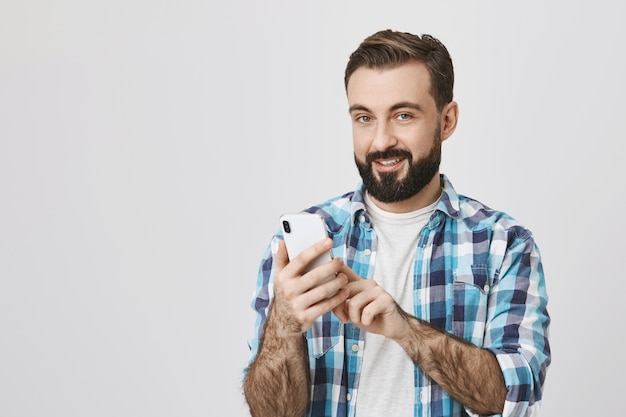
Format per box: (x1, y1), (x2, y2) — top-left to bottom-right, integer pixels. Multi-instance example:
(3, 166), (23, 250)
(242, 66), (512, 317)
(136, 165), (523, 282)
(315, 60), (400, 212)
(245, 175), (551, 417)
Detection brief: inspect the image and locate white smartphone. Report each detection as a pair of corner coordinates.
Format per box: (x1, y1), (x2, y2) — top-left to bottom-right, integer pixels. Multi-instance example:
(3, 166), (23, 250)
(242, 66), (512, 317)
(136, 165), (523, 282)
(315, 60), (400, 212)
(280, 213), (334, 278)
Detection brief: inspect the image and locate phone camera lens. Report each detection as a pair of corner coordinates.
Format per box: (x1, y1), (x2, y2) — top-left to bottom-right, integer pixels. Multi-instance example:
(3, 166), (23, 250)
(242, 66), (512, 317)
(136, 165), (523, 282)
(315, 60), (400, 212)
(282, 220), (291, 233)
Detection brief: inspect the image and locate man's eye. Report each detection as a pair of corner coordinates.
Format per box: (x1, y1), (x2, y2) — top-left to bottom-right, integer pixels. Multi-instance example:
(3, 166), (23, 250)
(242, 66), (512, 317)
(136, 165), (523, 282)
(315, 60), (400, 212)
(397, 113), (412, 121)
(357, 116), (371, 123)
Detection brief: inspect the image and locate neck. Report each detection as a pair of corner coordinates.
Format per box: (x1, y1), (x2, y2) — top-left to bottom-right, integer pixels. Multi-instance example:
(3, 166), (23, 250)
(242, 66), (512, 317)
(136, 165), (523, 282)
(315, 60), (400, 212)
(367, 173), (442, 214)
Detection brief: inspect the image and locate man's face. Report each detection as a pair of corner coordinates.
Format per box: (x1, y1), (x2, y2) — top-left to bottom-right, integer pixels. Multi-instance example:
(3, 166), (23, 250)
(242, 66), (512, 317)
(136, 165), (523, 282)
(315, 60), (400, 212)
(347, 61), (443, 204)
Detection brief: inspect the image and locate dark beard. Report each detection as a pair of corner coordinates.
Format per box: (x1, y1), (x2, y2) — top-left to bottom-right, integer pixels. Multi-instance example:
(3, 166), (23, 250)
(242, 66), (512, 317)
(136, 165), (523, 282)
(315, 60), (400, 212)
(354, 134), (441, 203)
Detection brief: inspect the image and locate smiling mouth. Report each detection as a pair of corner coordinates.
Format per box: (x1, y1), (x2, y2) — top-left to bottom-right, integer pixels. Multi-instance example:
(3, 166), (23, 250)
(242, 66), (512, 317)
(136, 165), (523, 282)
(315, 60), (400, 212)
(374, 157), (406, 172)
(378, 158), (403, 166)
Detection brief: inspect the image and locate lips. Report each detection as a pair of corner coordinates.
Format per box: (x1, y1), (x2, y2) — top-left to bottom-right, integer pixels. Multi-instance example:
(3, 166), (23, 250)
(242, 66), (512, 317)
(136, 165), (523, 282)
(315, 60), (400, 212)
(374, 157), (405, 172)
(378, 158), (402, 166)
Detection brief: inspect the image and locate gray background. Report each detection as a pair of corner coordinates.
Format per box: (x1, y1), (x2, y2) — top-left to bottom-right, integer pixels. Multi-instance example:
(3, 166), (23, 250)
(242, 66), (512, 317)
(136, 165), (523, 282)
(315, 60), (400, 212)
(1, 1), (623, 416)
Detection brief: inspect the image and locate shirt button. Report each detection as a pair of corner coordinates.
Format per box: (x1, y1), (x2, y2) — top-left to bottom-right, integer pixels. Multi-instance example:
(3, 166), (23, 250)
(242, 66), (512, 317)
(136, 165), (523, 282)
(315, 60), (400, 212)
(364, 249), (371, 256)
(360, 215), (366, 223)
(351, 344), (359, 352)
(483, 284), (489, 292)
(346, 392), (352, 401)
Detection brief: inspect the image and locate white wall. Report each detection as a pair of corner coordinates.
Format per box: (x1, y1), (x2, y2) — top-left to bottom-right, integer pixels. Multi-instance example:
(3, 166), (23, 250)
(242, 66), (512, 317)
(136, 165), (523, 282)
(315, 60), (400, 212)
(1, 1), (623, 416)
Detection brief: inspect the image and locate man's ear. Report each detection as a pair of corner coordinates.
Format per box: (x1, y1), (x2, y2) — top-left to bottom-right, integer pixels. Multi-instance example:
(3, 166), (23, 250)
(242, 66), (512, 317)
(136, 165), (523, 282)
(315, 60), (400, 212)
(440, 101), (459, 142)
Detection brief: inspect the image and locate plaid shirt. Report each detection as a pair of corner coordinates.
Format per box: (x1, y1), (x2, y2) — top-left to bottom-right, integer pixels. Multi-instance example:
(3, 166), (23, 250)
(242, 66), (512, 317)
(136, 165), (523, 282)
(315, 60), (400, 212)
(245, 175), (550, 417)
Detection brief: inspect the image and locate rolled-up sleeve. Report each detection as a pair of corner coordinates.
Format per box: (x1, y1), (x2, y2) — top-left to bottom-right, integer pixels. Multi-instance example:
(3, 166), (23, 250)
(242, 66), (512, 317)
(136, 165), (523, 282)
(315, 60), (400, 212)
(485, 229), (551, 417)
(242, 235), (280, 379)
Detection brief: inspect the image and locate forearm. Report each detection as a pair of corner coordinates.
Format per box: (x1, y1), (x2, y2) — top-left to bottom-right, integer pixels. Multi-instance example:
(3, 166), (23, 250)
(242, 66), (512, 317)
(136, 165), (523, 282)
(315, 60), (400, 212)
(397, 311), (506, 415)
(243, 309), (311, 417)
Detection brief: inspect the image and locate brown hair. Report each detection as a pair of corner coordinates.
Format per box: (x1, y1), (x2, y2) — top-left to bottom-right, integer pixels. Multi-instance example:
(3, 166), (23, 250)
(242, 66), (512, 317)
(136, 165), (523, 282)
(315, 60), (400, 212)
(344, 30), (454, 111)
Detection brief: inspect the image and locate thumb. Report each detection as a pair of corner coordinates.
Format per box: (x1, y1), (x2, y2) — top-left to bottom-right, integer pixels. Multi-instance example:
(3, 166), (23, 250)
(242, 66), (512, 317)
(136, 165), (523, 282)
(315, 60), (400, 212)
(332, 301), (349, 324)
(274, 239), (289, 271)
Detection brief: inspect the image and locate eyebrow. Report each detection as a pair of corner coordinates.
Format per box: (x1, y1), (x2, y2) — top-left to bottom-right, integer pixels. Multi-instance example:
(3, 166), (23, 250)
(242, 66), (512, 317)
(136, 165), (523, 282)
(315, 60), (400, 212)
(348, 104), (371, 114)
(391, 101), (424, 112)
(349, 101), (424, 114)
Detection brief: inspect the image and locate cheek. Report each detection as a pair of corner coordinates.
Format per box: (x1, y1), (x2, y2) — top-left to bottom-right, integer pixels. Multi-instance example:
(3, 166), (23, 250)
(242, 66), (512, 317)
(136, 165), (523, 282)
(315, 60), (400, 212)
(401, 128), (435, 153)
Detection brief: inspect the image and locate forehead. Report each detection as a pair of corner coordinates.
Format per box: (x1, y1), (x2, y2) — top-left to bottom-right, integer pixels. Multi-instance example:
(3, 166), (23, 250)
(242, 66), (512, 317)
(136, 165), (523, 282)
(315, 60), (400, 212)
(346, 61), (435, 109)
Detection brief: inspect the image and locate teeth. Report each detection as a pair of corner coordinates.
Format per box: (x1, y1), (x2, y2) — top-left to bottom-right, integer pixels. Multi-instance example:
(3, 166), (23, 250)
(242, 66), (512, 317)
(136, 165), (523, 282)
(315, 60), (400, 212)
(380, 159), (401, 166)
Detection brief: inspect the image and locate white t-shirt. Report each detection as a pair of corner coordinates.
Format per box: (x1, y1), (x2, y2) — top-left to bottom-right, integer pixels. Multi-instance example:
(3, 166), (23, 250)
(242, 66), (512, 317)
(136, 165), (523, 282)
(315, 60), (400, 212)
(354, 192), (438, 417)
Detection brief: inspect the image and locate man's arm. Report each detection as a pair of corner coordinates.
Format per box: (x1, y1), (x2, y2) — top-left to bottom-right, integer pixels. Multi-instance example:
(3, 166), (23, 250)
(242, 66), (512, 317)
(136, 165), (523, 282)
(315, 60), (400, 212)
(244, 239), (349, 417)
(335, 267), (506, 415)
(396, 309), (506, 415)
(243, 302), (311, 417)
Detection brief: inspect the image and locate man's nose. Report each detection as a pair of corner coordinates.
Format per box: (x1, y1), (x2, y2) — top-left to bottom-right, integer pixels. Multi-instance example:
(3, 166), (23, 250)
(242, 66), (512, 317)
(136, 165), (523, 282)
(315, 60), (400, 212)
(371, 120), (398, 152)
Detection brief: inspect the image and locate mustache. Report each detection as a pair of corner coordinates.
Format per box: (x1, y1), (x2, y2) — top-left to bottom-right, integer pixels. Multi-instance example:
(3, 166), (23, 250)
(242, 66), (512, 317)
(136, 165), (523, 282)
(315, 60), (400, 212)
(365, 149), (412, 164)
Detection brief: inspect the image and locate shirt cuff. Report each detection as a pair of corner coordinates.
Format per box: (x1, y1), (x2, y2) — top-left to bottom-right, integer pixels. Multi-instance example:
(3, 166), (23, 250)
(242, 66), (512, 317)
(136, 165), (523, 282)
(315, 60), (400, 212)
(488, 348), (539, 417)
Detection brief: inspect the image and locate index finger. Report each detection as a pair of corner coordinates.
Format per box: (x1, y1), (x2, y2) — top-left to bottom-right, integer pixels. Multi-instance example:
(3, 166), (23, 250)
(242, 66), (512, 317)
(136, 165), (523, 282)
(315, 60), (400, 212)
(287, 237), (334, 274)
(340, 264), (363, 283)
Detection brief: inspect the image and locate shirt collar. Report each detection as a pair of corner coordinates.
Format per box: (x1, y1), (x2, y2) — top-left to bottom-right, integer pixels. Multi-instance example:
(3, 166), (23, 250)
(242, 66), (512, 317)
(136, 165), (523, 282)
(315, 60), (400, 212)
(351, 174), (462, 227)
(436, 174), (461, 220)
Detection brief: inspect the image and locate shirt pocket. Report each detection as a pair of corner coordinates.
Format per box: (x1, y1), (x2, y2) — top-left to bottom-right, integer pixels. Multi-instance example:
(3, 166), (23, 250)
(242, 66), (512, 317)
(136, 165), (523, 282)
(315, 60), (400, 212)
(452, 264), (489, 344)
(305, 313), (342, 358)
